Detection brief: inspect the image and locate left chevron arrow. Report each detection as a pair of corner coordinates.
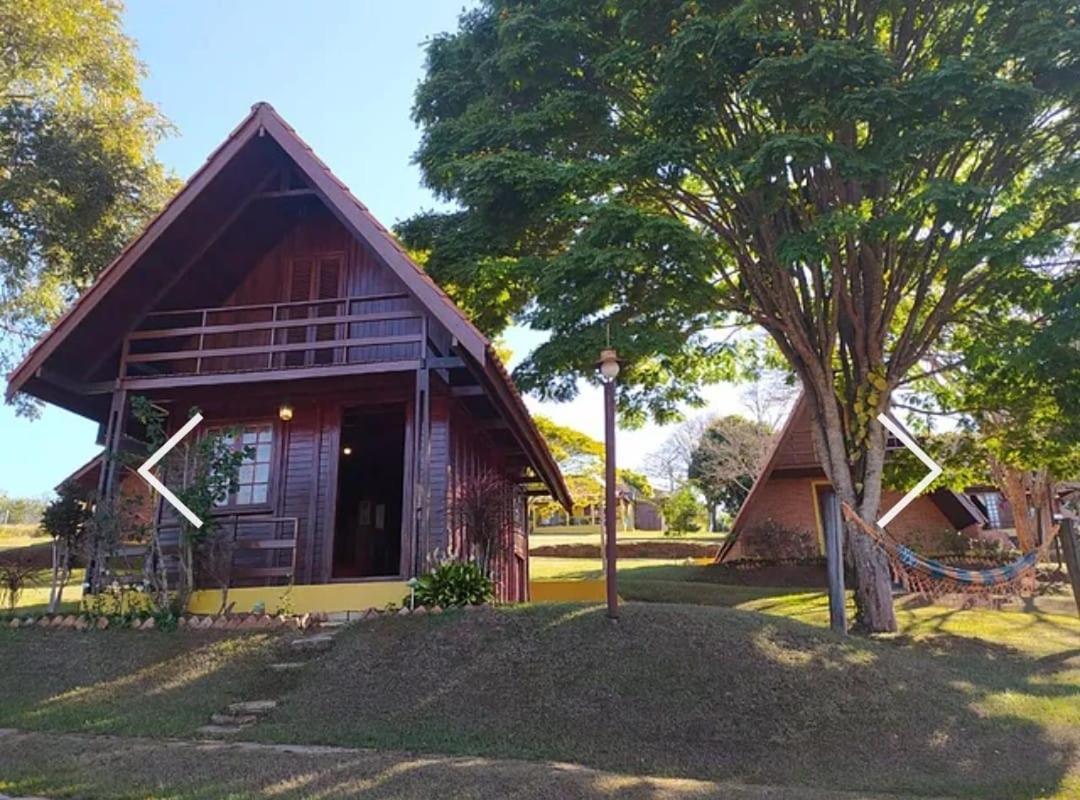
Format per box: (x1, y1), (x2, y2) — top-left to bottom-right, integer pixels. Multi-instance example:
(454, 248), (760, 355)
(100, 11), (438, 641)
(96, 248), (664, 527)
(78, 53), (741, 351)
(137, 412), (205, 529)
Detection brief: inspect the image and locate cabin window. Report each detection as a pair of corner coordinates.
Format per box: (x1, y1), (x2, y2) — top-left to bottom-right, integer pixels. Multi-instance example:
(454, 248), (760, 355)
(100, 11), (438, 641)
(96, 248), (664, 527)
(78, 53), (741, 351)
(211, 423), (274, 507)
(978, 492), (1003, 529)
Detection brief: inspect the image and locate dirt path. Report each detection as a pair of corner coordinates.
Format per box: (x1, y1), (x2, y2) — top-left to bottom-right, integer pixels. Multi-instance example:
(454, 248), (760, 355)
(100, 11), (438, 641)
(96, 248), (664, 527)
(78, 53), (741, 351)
(0, 729), (942, 800)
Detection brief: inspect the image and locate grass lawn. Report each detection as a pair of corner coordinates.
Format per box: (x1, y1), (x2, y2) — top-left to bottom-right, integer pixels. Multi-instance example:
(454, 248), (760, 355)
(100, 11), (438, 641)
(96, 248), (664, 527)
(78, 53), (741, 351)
(1, 598), (1075, 798)
(0, 730), (902, 800)
(0, 628), (290, 737)
(531, 526), (726, 547)
(529, 555), (704, 580)
(0, 523), (44, 551)
(1, 567), (85, 615)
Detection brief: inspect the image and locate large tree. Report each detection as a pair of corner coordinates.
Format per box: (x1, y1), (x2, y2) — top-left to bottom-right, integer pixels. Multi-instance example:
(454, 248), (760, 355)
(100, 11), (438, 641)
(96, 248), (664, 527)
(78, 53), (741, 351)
(895, 262), (1080, 551)
(403, 0), (1080, 631)
(689, 414), (774, 526)
(1, 0), (175, 411)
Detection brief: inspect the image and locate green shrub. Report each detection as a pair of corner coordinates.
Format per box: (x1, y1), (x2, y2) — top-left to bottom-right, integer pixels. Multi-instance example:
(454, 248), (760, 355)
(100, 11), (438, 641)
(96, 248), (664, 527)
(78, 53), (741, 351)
(662, 486), (706, 536)
(411, 560), (493, 608)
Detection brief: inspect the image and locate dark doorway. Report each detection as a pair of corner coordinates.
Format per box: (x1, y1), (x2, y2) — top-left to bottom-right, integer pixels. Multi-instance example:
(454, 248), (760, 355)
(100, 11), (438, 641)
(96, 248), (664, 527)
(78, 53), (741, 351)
(332, 407), (405, 578)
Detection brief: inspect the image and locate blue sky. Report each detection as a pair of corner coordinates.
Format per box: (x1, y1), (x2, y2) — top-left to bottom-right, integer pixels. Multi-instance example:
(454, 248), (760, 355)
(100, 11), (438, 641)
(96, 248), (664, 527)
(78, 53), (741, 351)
(0, 0), (748, 499)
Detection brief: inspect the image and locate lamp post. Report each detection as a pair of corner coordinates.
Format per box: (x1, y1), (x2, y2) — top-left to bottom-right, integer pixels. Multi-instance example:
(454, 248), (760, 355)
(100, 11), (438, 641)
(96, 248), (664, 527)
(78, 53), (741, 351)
(597, 347), (620, 620)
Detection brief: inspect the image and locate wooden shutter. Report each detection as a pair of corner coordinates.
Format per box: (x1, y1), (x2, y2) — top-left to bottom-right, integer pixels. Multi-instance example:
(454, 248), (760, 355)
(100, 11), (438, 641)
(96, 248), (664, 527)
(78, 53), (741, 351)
(313, 257), (342, 365)
(281, 258), (314, 367)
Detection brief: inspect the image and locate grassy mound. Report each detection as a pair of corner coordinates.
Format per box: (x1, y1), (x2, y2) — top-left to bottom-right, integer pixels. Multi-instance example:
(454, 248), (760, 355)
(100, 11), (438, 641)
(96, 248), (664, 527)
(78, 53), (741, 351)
(256, 603), (1078, 799)
(0, 601), (1075, 798)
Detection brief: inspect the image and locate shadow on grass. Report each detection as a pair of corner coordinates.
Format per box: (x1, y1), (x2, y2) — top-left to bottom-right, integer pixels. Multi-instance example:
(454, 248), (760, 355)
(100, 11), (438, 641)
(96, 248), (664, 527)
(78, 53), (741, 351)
(0, 729), (843, 800)
(0, 628), (292, 737)
(254, 603), (1077, 799)
(0, 598), (1076, 798)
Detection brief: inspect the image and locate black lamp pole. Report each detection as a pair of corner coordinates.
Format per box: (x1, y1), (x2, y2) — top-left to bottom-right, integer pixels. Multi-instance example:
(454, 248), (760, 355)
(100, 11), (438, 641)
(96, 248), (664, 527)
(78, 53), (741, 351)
(598, 348), (620, 620)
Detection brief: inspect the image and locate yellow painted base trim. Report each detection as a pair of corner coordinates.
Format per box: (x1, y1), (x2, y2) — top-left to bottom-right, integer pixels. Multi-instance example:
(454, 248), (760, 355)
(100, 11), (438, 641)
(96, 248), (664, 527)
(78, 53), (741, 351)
(529, 579), (607, 603)
(187, 581), (409, 615)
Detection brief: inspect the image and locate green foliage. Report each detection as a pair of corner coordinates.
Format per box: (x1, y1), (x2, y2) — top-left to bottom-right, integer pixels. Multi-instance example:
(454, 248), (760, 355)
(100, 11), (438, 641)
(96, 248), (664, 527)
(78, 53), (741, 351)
(411, 560), (493, 608)
(81, 582), (155, 619)
(130, 397), (250, 546)
(618, 468), (652, 498)
(0, 555), (37, 612)
(129, 396), (251, 606)
(0, 493), (49, 526)
(1, 0), (176, 413)
(661, 486), (705, 537)
(405, 0), (1080, 631)
(403, 0), (1079, 433)
(689, 415), (773, 515)
(40, 481), (91, 548)
(534, 415), (603, 475)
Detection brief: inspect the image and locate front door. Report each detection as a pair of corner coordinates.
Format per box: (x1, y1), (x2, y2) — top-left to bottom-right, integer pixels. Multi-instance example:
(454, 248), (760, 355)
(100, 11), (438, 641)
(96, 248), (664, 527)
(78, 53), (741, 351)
(331, 407), (405, 578)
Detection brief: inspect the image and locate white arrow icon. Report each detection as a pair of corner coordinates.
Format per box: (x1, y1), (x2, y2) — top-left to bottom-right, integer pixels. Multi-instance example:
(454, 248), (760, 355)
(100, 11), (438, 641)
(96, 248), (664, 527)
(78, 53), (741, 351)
(876, 412), (943, 528)
(137, 412), (204, 529)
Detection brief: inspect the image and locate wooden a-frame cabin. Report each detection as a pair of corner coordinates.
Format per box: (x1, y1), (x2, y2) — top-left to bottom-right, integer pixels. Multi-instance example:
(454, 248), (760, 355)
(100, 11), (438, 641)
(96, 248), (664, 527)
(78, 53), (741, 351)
(6, 103), (570, 612)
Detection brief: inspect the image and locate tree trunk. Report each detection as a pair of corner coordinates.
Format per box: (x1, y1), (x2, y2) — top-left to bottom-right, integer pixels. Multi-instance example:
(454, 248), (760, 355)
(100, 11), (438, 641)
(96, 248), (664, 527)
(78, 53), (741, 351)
(47, 539), (61, 614)
(48, 542), (73, 614)
(177, 533), (195, 614)
(805, 384), (898, 634)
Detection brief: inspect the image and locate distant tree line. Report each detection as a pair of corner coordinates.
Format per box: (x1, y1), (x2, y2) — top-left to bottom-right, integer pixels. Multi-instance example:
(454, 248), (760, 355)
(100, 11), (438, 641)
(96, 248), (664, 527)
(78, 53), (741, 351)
(0, 492), (49, 526)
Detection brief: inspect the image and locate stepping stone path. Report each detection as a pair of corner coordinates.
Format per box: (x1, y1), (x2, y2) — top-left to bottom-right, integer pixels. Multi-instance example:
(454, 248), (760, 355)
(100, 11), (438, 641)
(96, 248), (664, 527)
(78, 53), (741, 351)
(196, 625), (344, 739)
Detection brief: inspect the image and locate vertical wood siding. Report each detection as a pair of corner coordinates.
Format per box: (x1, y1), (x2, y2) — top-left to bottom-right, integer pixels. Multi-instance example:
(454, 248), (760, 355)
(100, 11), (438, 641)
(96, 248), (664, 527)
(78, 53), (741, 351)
(437, 398), (530, 603)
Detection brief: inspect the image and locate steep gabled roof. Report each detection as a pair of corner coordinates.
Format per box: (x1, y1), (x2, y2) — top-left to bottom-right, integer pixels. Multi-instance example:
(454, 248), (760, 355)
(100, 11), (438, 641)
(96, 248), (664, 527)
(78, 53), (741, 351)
(7, 102), (570, 509)
(6, 102), (487, 400)
(717, 392), (983, 562)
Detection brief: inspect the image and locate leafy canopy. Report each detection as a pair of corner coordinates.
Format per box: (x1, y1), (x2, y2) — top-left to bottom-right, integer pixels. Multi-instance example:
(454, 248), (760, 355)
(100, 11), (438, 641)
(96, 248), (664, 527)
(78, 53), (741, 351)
(403, 0), (1080, 441)
(689, 415), (774, 515)
(1, 0), (175, 411)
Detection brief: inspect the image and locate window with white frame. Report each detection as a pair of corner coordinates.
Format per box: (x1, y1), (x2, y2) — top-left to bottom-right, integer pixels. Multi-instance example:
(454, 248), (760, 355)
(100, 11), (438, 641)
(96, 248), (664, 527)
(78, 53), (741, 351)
(978, 492), (1003, 529)
(212, 423), (273, 507)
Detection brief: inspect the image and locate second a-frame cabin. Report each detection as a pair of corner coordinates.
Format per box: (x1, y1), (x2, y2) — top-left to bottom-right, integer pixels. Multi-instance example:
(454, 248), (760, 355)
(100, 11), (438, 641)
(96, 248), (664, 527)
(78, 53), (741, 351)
(717, 395), (990, 563)
(6, 103), (570, 612)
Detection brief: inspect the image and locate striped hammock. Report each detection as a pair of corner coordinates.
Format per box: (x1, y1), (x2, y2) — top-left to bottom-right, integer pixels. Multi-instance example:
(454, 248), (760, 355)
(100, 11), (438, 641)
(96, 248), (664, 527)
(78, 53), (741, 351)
(841, 503), (1056, 596)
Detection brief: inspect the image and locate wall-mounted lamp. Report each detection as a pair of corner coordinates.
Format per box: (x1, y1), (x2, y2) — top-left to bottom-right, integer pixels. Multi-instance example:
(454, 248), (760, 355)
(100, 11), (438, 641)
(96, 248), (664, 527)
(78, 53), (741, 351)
(278, 403), (294, 422)
(342, 446), (353, 456)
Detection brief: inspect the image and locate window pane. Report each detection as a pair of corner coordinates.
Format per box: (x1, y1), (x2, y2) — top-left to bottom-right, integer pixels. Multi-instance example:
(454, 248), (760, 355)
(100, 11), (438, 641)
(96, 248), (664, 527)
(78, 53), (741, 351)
(235, 485), (253, 505)
(251, 484), (268, 504)
(254, 463), (270, 482)
(242, 430), (258, 444)
(256, 443), (272, 463)
(239, 464), (255, 484)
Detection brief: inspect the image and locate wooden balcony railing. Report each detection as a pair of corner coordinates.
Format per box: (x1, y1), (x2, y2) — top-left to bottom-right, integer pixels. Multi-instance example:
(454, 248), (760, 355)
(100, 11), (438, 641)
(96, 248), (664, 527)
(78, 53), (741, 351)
(95, 515), (300, 590)
(123, 293), (424, 380)
(157, 514), (301, 586)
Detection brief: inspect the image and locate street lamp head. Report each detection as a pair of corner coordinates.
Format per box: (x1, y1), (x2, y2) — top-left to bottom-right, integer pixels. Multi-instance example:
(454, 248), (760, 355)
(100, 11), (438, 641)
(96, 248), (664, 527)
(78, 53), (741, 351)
(597, 348), (621, 382)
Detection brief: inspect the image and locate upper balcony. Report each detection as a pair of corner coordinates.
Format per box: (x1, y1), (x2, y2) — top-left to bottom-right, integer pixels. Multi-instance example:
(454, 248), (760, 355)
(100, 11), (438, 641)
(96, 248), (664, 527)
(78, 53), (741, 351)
(121, 293), (426, 389)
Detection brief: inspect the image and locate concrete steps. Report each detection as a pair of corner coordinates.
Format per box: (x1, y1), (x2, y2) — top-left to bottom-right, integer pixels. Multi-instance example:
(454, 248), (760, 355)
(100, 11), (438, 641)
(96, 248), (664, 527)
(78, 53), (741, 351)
(267, 661), (306, 673)
(197, 625), (343, 739)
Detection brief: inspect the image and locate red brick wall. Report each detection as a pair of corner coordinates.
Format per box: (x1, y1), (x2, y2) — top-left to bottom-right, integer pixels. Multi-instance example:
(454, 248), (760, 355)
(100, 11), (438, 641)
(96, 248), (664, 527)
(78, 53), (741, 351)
(728, 476), (962, 560)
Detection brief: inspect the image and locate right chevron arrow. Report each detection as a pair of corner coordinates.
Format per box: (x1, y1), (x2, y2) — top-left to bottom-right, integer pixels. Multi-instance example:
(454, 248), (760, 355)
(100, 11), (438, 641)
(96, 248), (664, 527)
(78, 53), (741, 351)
(875, 412), (943, 528)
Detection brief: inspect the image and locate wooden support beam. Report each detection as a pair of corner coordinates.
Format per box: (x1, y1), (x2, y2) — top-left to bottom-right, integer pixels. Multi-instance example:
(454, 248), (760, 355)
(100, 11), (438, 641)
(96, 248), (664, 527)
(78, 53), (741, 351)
(37, 368), (115, 396)
(80, 169), (281, 382)
(121, 359), (420, 390)
(427, 356), (465, 370)
(475, 418), (510, 430)
(250, 188), (318, 199)
(1059, 517), (1080, 619)
(450, 385), (485, 397)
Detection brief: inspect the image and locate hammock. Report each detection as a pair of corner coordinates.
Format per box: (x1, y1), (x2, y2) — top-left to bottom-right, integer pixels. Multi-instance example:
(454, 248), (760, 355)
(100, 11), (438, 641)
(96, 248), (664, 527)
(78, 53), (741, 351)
(841, 503), (1057, 596)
